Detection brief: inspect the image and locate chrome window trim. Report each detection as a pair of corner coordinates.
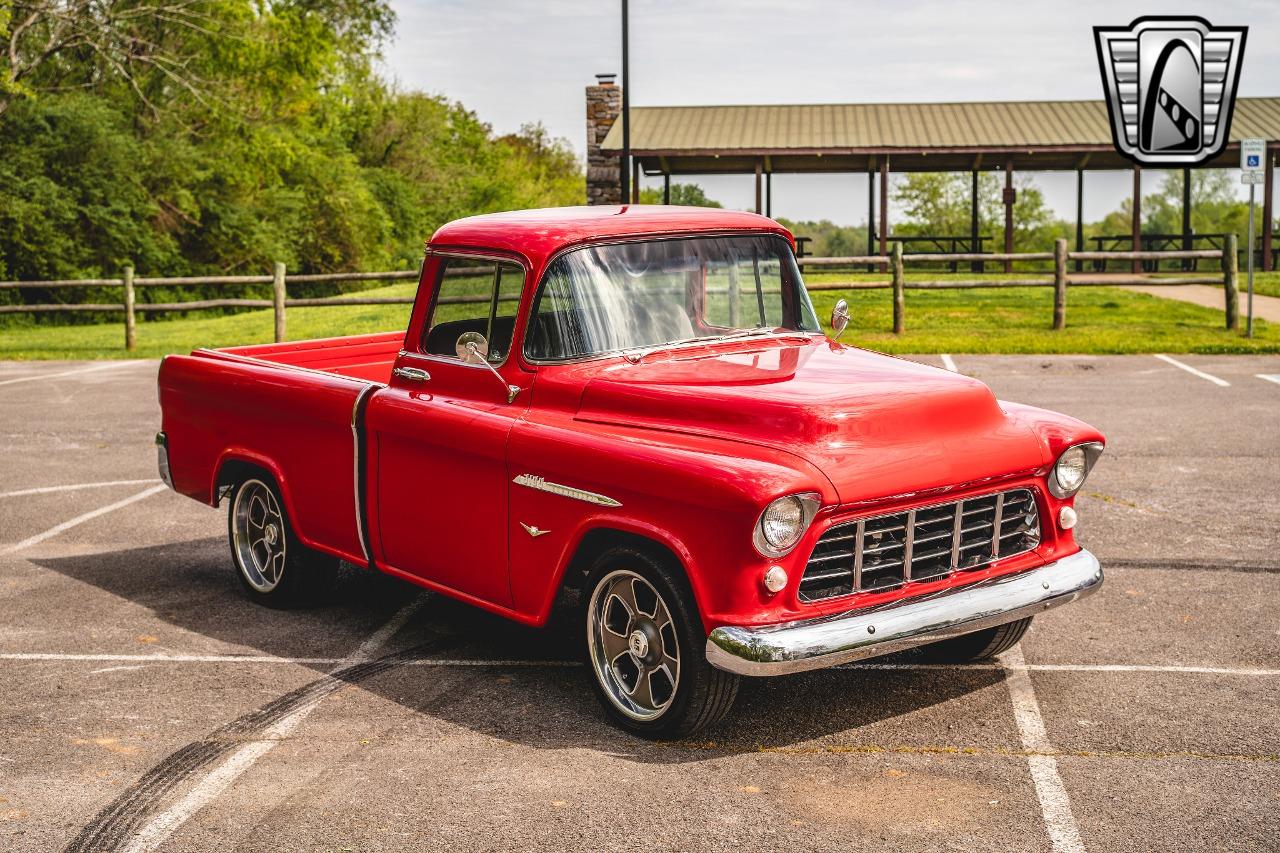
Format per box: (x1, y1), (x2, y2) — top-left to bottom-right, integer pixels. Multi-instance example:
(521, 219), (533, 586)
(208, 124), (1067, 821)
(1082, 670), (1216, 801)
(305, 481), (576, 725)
(522, 231), (816, 366)
(512, 473), (622, 508)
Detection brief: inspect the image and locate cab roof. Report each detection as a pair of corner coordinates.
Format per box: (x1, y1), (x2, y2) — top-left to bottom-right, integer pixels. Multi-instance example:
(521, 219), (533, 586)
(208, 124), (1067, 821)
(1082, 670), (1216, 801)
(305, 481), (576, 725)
(427, 205), (793, 268)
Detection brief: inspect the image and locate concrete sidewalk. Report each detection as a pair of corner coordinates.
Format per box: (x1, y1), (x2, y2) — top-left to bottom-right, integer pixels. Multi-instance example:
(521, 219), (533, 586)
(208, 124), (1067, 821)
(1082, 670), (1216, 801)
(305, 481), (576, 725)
(1121, 283), (1280, 323)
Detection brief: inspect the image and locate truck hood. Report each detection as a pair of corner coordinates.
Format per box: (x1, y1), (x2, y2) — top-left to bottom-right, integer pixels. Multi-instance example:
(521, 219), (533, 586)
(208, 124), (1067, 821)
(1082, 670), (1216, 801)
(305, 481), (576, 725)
(574, 341), (1050, 505)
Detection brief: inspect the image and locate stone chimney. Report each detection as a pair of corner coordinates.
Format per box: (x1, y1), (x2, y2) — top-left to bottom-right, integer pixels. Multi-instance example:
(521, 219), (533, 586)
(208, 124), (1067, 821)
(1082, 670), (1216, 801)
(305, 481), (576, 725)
(586, 74), (622, 205)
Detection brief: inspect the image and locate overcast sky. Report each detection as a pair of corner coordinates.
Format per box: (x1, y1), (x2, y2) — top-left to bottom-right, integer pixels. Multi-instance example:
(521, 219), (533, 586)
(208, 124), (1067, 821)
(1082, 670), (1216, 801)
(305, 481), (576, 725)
(383, 0), (1279, 225)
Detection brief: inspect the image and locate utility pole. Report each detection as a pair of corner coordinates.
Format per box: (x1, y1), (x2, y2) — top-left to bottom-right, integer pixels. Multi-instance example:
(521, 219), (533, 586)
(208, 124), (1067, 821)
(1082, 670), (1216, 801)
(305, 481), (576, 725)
(619, 0), (631, 204)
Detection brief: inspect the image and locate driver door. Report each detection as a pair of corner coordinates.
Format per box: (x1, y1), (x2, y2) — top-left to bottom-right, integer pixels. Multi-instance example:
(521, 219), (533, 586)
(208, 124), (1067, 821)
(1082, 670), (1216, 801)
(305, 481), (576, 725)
(367, 255), (529, 606)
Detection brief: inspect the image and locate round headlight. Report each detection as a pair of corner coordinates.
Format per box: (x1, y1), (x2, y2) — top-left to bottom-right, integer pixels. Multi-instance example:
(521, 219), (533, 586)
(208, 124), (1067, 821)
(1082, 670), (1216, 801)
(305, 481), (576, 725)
(1055, 446), (1088, 493)
(1048, 442), (1102, 498)
(762, 497), (804, 548)
(753, 493), (821, 558)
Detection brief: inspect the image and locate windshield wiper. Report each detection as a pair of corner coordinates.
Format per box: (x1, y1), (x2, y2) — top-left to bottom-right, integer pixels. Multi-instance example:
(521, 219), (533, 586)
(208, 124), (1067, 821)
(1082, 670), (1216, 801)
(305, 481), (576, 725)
(622, 335), (716, 364)
(622, 326), (812, 364)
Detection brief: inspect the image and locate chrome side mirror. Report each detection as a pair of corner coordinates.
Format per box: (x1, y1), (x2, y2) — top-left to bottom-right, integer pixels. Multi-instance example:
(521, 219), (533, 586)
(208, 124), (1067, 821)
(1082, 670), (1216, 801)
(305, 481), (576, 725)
(464, 340), (522, 404)
(830, 299), (850, 340)
(456, 331), (489, 364)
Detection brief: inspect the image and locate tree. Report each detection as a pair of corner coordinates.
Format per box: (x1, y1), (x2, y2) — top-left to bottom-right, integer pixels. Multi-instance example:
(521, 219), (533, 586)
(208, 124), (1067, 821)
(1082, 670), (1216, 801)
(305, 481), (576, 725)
(893, 172), (1067, 252)
(638, 182), (722, 207)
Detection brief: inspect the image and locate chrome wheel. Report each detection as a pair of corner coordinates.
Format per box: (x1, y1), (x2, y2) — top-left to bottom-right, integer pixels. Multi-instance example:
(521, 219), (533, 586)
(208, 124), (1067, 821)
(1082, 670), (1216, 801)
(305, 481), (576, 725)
(231, 479), (287, 593)
(587, 569), (681, 721)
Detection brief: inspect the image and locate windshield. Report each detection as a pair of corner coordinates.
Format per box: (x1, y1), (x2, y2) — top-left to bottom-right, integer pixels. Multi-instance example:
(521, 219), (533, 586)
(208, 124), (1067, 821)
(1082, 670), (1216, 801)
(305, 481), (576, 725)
(524, 234), (821, 362)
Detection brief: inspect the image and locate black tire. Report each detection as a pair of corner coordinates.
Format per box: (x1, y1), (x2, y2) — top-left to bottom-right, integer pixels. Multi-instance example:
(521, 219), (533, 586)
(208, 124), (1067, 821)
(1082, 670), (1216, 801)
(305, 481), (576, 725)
(920, 616), (1033, 662)
(582, 546), (739, 739)
(226, 476), (337, 608)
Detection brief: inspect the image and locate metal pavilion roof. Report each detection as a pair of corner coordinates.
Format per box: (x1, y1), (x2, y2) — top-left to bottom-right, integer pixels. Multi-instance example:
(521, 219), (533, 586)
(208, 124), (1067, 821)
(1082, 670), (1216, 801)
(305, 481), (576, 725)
(600, 97), (1280, 173)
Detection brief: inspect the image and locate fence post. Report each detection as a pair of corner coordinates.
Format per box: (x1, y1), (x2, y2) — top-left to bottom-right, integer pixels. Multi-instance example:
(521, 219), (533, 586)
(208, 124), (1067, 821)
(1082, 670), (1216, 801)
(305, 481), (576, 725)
(272, 262), (286, 343)
(123, 265), (136, 351)
(1052, 239), (1067, 330)
(891, 242), (905, 334)
(1223, 233), (1239, 330)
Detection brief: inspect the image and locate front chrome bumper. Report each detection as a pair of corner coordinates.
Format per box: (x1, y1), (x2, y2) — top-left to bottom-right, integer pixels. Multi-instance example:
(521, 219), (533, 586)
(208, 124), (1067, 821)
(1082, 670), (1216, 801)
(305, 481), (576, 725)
(706, 549), (1102, 676)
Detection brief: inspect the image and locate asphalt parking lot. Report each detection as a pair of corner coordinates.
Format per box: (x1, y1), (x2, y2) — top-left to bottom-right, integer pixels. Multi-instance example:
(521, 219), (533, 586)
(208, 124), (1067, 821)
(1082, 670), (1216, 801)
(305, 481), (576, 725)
(1, 353), (1277, 852)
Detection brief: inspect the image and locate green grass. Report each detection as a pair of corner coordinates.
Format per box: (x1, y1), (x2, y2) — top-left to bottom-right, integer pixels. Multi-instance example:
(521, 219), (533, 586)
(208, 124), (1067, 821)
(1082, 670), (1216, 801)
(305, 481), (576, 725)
(1, 275), (1277, 360)
(1242, 270), (1280, 299)
(801, 269), (1280, 354)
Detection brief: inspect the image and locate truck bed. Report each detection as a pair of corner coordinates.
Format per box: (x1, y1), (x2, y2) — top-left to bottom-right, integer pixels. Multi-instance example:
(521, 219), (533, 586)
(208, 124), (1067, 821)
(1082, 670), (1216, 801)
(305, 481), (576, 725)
(217, 330), (405, 384)
(157, 331), (404, 566)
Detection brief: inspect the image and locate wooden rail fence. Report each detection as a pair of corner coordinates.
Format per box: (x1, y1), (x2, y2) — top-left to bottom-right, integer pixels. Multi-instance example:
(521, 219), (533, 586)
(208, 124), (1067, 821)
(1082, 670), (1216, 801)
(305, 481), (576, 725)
(0, 236), (1242, 349)
(797, 235), (1240, 333)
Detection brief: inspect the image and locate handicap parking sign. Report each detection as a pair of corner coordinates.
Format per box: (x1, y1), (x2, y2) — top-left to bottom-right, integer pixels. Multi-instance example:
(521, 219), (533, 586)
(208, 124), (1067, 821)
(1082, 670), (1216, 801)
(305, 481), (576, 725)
(1247, 155), (1260, 167)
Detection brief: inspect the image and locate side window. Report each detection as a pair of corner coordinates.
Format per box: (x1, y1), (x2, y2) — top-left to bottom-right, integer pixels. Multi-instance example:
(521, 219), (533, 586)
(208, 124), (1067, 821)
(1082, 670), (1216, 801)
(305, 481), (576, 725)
(422, 257), (524, 364)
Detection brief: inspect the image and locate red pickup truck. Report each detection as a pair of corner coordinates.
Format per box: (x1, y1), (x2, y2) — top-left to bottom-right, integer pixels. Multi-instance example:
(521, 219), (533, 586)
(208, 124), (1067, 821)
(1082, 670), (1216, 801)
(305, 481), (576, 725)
(156, 205), (1104, 737)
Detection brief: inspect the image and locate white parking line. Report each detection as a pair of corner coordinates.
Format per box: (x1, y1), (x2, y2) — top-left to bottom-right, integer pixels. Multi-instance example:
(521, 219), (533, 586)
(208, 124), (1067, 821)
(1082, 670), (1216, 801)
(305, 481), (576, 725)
(1001, 646), (1085, 853)
(1256, 374), (1280, 386)
(117, 596), (426, 853)
(1153, 354), (1230, 387)
(940, 353), (959, 372)
(2, 652), (1275, 677)
(0, 479), (160, 499)
(0, 485), (168, 555)
(0, 360), (144, 388)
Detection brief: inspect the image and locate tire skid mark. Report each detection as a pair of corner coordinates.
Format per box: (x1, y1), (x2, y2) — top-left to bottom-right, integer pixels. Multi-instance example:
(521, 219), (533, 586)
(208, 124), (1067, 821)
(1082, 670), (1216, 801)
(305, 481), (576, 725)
(64, 643), (439, 853)
(1103, 557), (1280, 574)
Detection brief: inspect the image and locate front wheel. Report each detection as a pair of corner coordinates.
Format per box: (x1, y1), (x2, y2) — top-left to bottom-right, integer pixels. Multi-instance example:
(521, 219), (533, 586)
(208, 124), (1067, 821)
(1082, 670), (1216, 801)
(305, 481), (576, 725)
(583, 547), (739, 739)
(227, 477), (337, 608)
(920, 616), (1033, 662)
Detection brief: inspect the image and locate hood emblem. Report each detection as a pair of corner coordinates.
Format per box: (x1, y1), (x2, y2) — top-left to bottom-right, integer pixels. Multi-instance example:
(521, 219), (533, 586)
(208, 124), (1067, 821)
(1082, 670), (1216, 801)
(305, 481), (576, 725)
(520, 522), (552, 538)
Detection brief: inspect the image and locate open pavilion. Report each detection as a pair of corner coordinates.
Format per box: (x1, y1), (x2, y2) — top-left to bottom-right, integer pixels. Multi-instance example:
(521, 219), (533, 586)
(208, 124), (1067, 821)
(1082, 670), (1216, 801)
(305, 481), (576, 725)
(590, 92), (1280, 271)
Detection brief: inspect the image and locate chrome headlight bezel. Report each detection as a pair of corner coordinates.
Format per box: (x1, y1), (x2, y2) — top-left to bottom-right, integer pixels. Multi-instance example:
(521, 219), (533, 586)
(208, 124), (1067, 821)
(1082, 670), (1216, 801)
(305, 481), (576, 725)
(1047, 442), (1104, 499)
(752, 492), (822, 558)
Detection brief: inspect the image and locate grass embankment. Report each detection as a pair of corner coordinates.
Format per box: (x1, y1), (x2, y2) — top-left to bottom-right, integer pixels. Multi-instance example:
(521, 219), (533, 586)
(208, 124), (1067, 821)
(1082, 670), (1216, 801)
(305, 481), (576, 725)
(1, 274), (1277, 360)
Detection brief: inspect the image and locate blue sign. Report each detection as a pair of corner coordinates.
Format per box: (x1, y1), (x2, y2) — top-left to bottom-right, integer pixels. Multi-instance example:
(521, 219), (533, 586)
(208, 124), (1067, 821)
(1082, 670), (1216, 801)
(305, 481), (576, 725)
(1247, 155), (1260, 167)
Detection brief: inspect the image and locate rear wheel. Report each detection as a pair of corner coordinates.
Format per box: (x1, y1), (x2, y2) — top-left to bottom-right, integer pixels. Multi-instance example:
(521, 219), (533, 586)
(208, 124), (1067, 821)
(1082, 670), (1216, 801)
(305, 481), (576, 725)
(583, 547), (738, 739)
(227, 477), (337, 607)
(920, 617), (1033, 662)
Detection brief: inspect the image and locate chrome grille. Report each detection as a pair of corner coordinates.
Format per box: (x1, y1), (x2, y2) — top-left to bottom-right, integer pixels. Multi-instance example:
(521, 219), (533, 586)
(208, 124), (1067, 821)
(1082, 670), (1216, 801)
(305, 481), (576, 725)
(799, 488), (1041, 602)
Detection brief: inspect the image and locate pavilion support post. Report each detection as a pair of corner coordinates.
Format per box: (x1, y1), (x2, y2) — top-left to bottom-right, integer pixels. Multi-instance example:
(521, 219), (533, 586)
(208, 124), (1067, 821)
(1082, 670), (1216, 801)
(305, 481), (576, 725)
(754, 161), (762, 215)
(632, 159), (640, 204)
(1075, 168), (1085, 273)
(891, 242), (904, 334)
(662, 173), (670, 205)
(879, 157), (889, 257)
(1131, 165), (1142, 274)
(1002, 159), (1015, 273)
(970, 170), (982, 273)
(766, 172), (772, 218)
(1181, 168), (1193, 272)
(867, 166), (876, 271)
(1263, 151), (1274, 272)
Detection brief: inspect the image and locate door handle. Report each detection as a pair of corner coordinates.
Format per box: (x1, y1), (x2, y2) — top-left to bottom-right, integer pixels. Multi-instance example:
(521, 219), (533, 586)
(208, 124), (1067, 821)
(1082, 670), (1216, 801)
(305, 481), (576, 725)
(392, 366), (431, 382)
